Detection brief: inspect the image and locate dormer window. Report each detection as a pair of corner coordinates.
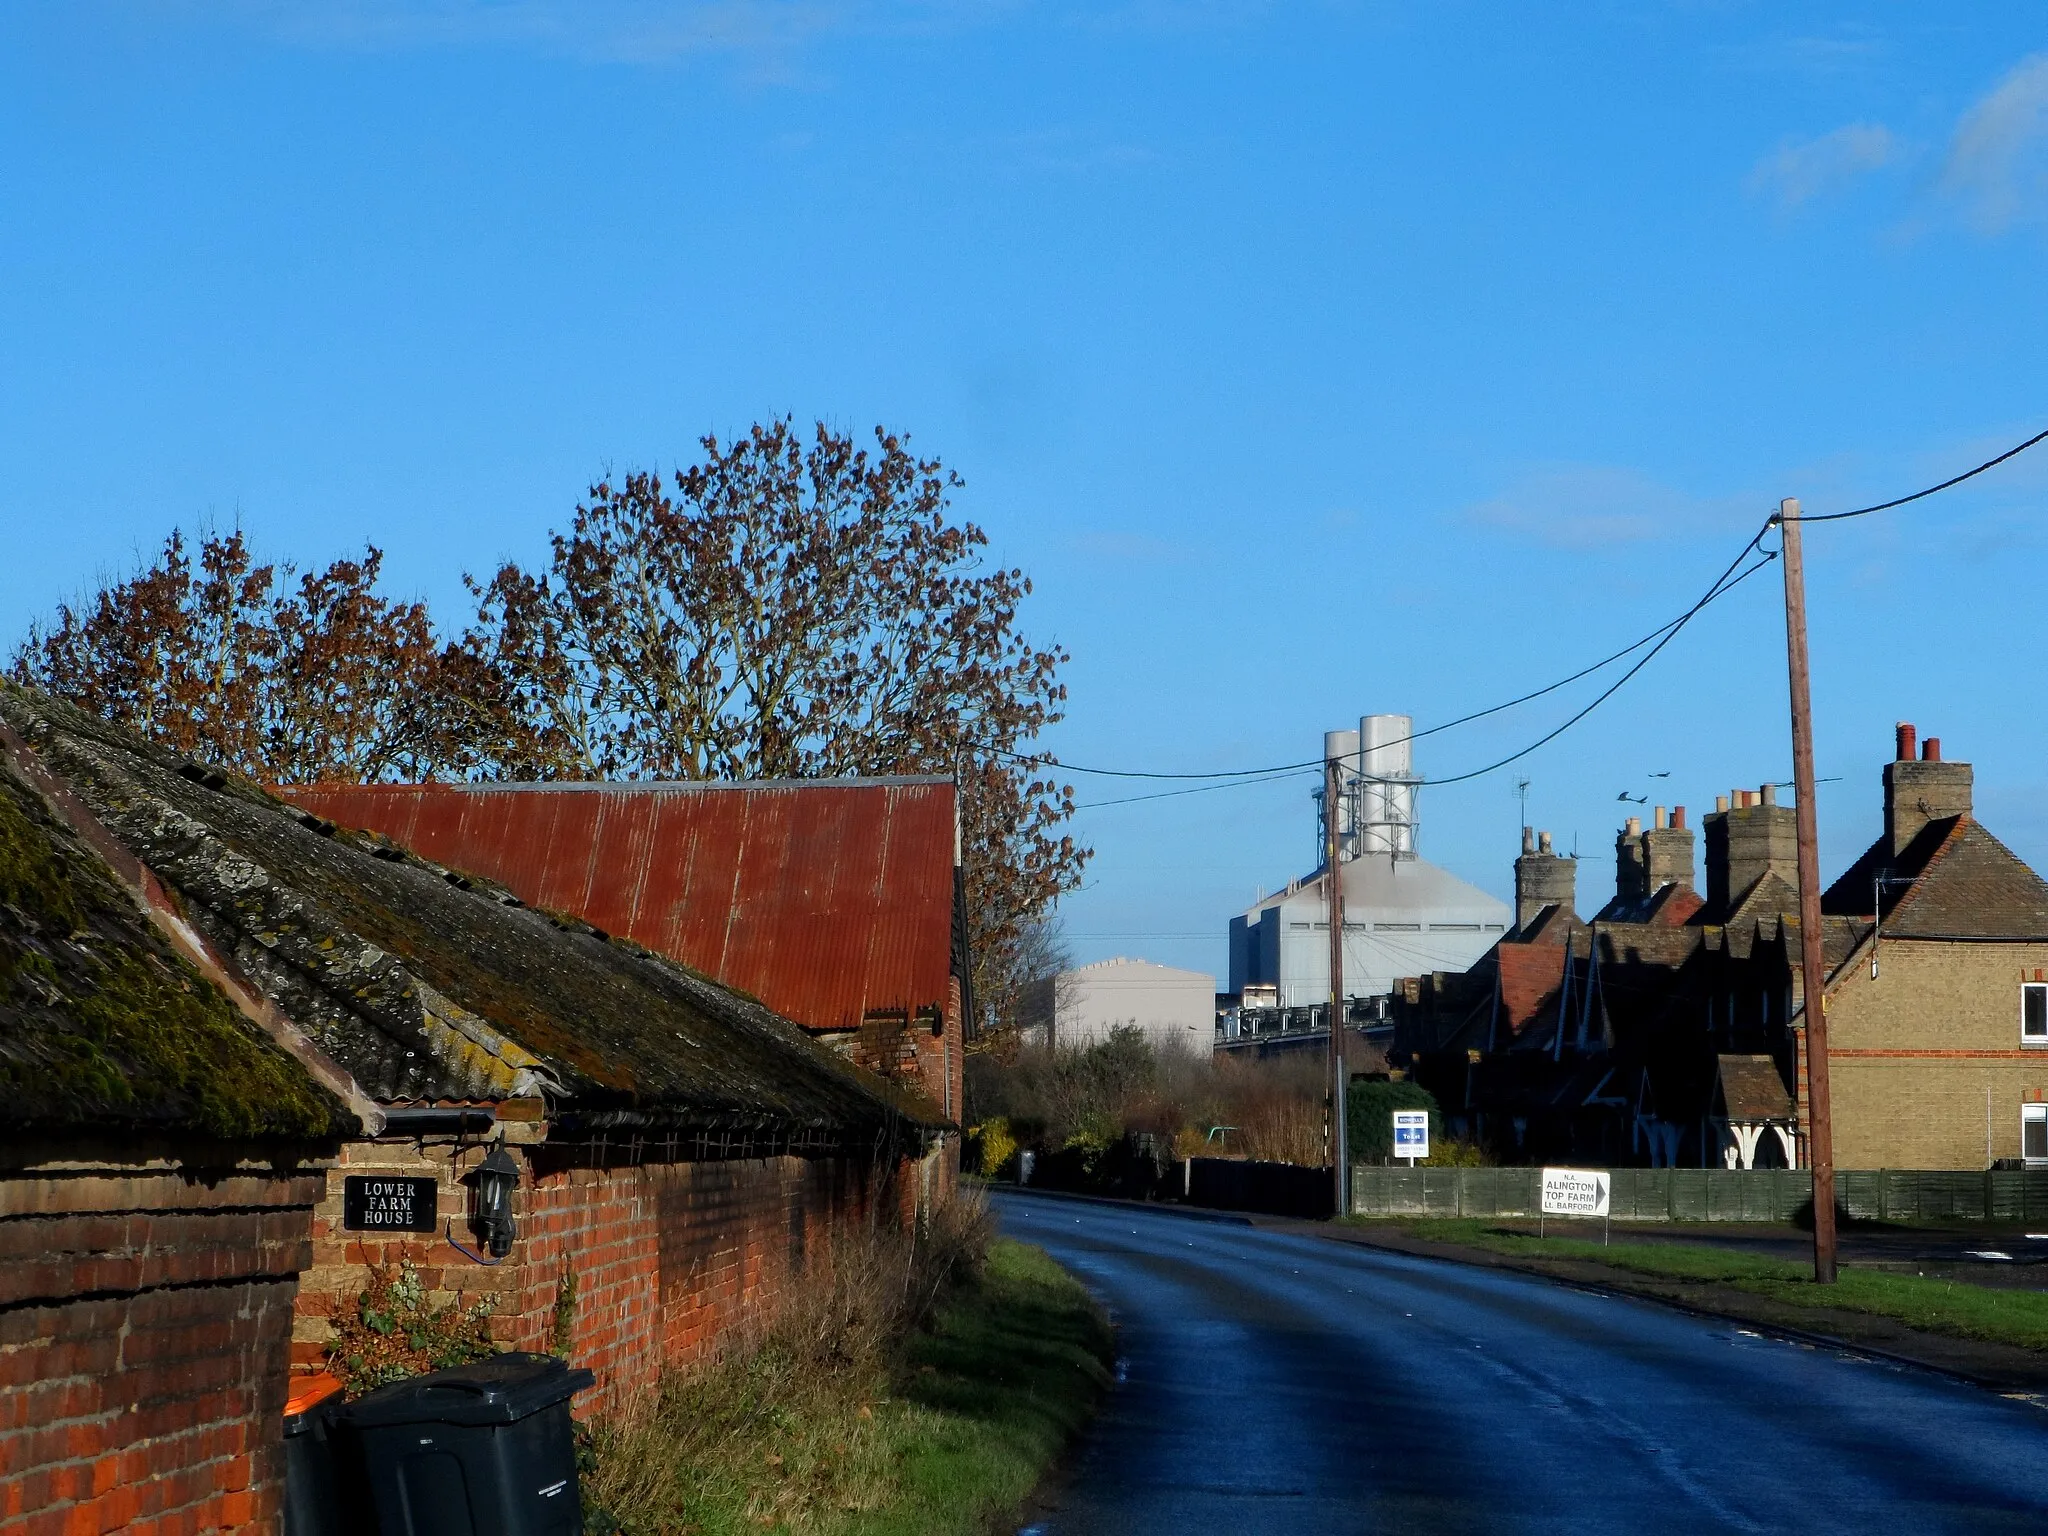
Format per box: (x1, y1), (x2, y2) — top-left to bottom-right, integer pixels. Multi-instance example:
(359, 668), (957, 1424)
(2025, 983), (2048, 1045)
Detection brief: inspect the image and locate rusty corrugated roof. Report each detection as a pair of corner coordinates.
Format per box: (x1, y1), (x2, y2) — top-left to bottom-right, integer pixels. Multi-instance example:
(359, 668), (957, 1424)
(281, 779), (961, 1035)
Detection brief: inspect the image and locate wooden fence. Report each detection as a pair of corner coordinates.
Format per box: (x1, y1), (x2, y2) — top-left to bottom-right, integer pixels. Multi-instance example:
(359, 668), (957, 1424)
(1350, 1165), (2048, 1223)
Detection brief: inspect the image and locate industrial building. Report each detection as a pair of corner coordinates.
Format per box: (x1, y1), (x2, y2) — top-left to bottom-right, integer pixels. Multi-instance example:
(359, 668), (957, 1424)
(1227, 714), (1511, 1007)
(1024, 957), (1217, 1054)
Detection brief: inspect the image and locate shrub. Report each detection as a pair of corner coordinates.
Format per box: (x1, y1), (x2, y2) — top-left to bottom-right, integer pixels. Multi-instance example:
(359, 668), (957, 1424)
(327, 1259), (497, 1396)
(1346, 1080), (1441, 1163)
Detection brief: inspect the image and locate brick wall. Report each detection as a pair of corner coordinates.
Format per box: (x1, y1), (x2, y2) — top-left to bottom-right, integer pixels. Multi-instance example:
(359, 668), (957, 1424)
(294, 1138), (900, 1418)
(0, 1157), (323, 1535)
(1823, 941), (2048, 1168)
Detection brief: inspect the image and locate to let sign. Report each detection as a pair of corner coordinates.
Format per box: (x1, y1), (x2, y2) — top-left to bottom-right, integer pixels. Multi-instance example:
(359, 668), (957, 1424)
(1391, 1110), (1430, 1163)
(1540, 1167), (1611, 1218)
(342, 1175), (440, 1233)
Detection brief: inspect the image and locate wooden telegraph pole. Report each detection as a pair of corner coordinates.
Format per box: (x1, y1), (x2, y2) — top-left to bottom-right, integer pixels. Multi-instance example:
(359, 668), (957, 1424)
(1777, 498), (1838, 1284)
(1325, 754), (1349, 1219)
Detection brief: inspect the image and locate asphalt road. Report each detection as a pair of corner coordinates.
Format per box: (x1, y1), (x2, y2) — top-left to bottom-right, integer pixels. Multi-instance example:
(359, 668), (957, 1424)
(996, 1191), (2048, 1535)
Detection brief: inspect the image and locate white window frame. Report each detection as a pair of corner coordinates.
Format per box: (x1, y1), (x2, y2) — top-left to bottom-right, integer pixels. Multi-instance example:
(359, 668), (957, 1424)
(2024, 982), (2048, 1045)
(2023, 1103), (2048, 1167)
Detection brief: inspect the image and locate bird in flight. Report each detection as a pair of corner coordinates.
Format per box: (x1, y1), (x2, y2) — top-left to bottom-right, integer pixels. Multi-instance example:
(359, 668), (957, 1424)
(1617, 791), (1648, 804)
(1648, 771), (1671, 778)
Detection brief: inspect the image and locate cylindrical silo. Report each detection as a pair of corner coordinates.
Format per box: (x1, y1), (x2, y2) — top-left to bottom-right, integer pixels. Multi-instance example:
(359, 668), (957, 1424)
(1358, 714), (1416, 854)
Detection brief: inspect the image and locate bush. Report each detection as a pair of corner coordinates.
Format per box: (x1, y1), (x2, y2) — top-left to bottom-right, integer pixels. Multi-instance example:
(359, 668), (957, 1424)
(1346, 1080), (1440, 1164)
(326, 1259), (497, 1396)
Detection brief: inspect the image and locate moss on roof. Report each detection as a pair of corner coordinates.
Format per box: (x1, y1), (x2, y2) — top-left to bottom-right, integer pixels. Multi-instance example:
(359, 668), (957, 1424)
(0, 686), (942, 1145)
(0, 757), (349, 1141)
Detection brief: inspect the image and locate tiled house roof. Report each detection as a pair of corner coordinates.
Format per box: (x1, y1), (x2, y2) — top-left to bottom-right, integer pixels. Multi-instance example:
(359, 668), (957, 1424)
(0, 741), (348, 1141)
(0, 687), (942, 1150)
(279, 779), (965, 1036)
(1715, 1054), (1795, 1123)
(1825, 816), (2048, 941)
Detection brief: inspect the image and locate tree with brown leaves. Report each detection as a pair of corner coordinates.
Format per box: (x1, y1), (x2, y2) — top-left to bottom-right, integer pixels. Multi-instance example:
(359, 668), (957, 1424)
(10, 528), (534, 784)
(468, 419), (1090, 1030)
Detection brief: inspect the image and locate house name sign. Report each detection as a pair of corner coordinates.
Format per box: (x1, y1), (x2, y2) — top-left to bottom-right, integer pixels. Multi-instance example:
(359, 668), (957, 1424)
(342, 1175), (440, 1233)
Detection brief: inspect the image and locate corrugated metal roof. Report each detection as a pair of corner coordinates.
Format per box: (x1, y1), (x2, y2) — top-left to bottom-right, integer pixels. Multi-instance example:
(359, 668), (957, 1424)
(281, 780), (960, 1035)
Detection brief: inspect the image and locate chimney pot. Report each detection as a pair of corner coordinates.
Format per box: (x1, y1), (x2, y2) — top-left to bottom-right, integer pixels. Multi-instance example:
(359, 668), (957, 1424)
(1716, 795), (1729, 813)
(1673, 805), (1687, 829)
(1896, 722), (1916, 762)
(1653, 805), (1668, 829)
(1923, 736), (1941, 762)
(1522, 825), (1535, 854)
(1760, 783), (1777, 807)
(1626, 815), (1641, 837)
(1538, 830), (1553, 854)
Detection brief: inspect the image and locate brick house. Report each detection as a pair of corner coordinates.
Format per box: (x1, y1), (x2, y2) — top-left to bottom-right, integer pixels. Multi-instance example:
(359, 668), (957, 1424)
(277, 778), (970, 1161)
(0, 687), (946, 1428)
(0, 714), (351, 1534)
(1394, 723), (2048, 1171)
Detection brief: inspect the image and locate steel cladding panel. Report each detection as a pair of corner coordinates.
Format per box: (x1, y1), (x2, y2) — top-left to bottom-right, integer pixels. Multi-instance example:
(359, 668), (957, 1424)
(281, 781), (957, 1034)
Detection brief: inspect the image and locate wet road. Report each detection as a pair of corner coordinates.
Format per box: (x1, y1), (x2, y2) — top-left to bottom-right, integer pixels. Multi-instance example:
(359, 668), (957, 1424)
(996, 1191), (2048, 1535)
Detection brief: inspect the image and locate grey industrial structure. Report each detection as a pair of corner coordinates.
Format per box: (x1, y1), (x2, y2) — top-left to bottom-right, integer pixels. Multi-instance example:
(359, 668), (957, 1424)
(1227, 715), (1511, 1007)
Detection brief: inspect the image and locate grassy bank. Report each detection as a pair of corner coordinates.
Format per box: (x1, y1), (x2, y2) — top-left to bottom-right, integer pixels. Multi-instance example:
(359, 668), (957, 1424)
(1369, 1218), (2048, 1352)
(582, 1232), (1113, 1536)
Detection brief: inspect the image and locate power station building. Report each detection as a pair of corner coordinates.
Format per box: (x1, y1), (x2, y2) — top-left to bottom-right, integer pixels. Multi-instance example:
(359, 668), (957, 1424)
(1227, 715), (1511, 1006)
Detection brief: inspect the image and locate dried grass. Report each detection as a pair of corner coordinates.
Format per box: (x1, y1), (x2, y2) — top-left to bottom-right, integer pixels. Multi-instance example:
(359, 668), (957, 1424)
(580, 1188), (998, 1536)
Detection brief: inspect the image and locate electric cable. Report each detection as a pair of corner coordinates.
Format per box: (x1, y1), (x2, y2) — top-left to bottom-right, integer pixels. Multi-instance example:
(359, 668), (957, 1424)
(1785, 421), (2048, 524)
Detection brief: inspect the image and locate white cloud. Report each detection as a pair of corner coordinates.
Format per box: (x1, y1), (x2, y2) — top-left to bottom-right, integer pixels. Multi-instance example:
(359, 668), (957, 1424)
(1747, 122), (1895, 209)
(1941, 52), (2048, 231)
(1462, 465), (1760, 551)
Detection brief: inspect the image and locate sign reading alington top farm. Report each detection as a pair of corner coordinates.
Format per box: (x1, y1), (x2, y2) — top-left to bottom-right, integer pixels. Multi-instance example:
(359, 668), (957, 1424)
(342, 1175), (440, 1233)
(1540, 1167), (1611, 1218)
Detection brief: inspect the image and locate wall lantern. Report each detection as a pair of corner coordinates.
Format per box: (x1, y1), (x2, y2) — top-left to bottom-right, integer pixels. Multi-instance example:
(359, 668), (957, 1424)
(472, 1141), (521, 1258)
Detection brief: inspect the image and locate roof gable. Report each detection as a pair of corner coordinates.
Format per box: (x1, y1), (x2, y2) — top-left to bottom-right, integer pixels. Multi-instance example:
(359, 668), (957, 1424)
(0, 748), (346, 1141)
(1886, 818), (2048, 940)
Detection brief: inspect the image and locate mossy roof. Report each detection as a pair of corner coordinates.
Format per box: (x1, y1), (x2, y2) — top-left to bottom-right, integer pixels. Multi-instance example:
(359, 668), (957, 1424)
(0, 751), (350, 1141)
(0, 687), (943, 1146)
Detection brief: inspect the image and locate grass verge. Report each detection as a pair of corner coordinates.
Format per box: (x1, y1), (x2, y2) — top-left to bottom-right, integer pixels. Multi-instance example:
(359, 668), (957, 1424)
(581, 1226), (1112, 1536)
(1368, 1217), (2048, 1352)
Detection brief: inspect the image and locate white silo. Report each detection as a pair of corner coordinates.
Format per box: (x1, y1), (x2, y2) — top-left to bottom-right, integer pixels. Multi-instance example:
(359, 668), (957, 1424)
(1358, 713), (1419, 856)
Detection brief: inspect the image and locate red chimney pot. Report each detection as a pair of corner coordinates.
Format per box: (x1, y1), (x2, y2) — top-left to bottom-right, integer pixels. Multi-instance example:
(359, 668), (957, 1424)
(1896, 722), (1916, 762)
(1673, 805), (1687, 829)
(1923, 736), (1941, 762)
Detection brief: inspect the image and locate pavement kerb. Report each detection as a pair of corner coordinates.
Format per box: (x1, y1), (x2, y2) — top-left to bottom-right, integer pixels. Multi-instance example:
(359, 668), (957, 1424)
(988, 1184), (2048, 1399)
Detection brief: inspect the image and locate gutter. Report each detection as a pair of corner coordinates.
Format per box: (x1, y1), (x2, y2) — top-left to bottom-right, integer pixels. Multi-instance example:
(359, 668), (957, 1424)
(0, 719), (386, 1138)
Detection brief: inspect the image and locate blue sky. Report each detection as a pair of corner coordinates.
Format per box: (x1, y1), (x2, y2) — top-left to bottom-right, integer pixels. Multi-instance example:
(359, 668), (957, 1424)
(5, 3), (2047, 979)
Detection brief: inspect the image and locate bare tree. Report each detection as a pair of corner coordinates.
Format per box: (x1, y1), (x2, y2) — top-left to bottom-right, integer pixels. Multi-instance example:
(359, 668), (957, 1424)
(467, 419), (1090, 1025)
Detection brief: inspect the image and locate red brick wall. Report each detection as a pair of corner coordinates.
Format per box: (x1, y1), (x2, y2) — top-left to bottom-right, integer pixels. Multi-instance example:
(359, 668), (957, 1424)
(0, 1162), (323, 1535)
(294, 1142), (900, 1419)
(508, 1153), (878, 1416)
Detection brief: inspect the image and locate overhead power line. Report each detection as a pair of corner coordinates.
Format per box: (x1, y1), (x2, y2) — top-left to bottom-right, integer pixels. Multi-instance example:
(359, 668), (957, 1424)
(1032, 418), (2048, 809)
(1786, 422), (2048, 524)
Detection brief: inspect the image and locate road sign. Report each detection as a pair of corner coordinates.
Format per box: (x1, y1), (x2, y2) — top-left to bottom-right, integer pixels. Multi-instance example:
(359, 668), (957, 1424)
(1540, 1167), (1611, 1218)
(1392, 1110), (1430, 1164)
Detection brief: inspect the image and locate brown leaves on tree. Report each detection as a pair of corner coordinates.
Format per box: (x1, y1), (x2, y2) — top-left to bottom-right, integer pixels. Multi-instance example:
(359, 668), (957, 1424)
(13, 420), (1090, 1028)
(9, 528), (537, 785)
(468, 419), (1090, 1029)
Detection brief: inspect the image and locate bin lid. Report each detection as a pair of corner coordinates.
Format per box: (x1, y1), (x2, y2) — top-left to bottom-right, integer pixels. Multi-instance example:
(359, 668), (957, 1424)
(284, 1373), (344, 1435)
(335, 1352), (596, 1429)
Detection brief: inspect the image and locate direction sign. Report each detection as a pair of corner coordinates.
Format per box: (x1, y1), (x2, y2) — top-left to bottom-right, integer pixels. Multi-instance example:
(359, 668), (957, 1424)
(1391, 1110), (1430, 1164)
(1540, 1167), (1611, 1218)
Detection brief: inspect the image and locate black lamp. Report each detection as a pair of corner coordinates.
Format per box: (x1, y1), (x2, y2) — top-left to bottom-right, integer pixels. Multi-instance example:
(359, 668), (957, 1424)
(472, 1141), (521, 1258)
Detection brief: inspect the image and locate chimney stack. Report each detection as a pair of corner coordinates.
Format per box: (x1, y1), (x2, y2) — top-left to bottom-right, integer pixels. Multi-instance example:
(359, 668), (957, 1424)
(1643, 804), (1696, 895)
(1515, 827), (1577, 933)
(1883, 722), (1971, 857)
(1704, 788), (1798, 920)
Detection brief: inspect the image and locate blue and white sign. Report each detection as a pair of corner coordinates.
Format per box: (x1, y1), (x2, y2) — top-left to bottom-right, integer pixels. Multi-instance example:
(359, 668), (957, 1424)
(1392, 1110), (1430, 1164)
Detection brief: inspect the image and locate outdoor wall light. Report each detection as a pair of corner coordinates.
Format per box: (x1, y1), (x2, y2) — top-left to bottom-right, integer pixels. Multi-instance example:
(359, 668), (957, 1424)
(472, 1141), (522, 1258)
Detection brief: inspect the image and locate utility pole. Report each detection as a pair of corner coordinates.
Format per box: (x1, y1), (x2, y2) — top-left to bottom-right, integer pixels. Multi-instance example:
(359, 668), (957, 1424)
(1776, 497), (1838, 1284)
(1325, 753), (1349, 1219)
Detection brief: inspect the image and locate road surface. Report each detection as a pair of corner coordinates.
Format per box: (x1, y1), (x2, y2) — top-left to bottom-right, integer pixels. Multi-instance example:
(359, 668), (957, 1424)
(996, 1191), (2048, 1534)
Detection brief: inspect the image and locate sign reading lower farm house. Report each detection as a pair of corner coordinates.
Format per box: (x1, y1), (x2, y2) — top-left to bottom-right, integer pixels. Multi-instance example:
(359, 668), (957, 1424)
(342, 1175), (439, 1232)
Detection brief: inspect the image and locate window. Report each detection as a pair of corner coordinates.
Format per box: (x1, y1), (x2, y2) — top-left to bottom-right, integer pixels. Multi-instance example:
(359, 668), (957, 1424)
(2025, 1104), (2048, 1165)
(1431, 923), (1481, 932)
(1374, 922), (1421, 932)
(2025, 983), (2048, 1044)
